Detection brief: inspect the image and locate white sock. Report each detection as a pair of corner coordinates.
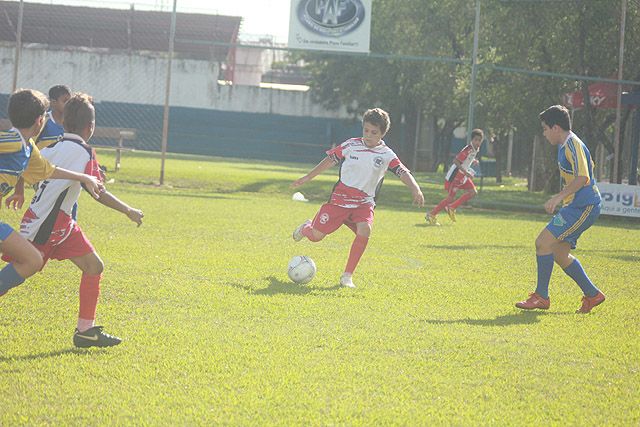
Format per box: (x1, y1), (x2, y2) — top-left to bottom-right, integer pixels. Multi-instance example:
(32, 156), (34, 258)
(77, 318), (95, 332)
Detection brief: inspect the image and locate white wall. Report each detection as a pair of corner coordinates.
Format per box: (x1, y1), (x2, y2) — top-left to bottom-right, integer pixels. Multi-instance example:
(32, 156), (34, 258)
(0, 43), (350, 119)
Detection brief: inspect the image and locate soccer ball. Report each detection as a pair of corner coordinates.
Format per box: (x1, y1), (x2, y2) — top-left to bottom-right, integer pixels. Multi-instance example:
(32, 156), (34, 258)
(287, 256), (316, 284)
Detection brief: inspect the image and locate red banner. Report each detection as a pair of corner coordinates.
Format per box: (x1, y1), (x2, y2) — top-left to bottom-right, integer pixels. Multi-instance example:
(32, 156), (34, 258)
(563, 82), (620, 109)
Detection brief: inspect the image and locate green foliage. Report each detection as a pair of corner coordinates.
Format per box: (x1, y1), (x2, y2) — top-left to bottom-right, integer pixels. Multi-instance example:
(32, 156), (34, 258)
(301, 0), (640, 176)
(0, 154), (638, 424)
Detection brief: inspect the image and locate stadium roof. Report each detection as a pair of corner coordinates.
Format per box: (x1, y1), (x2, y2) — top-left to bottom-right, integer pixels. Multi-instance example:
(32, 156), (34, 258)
(0, 1), (241, 61)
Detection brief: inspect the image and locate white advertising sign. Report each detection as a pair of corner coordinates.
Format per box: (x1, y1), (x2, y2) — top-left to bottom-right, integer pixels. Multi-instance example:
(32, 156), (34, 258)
(288, 0), (372, 53)
(598, 183), (640, 218)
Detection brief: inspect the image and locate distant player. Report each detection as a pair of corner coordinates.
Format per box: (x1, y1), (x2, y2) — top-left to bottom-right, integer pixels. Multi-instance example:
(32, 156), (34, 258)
(291, 108), (424, 288)
(36, 84), (72, 149)
(12, 93), (144, 347)
(0, 89), (103, 297)
(426, 128), (484, 225)
(516, 105), (604, 313)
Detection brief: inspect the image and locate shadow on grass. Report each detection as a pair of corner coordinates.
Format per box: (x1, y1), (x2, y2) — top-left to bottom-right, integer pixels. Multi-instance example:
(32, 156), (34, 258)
(578, 248), (640, 262)
(414, 223), (454, 228)
(421, 310), (575, 326)
(226, 276), (345, 296)
(606, 254), (640, 262)
(418, 243), (527, 251)
(0, 347), (100, 364)
(112, 186), (242, 200)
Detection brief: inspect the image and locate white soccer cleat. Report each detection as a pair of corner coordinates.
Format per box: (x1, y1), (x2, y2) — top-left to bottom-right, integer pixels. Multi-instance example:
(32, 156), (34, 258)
(340, 273), (356, 288)
(292, 219), (312, 242)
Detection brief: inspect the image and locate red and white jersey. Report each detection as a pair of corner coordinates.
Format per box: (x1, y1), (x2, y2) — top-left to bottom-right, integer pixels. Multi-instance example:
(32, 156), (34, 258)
(20, 133), (103, 245)
(326, 138), (409, 207)
(445, 144), (479, 184)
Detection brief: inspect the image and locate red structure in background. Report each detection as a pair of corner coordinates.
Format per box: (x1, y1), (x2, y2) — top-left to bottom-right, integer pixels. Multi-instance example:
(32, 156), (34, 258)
(563, 82), (621, 109)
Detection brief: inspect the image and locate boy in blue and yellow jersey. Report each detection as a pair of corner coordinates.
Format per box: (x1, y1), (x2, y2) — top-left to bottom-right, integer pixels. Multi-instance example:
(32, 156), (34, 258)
(0, 89), (103, 297)
(516, 105), (605, 314)
(36, 85), (71, 149)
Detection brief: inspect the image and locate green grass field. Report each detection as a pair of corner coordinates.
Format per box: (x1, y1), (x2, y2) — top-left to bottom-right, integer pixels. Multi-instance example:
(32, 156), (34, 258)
(1, 152), (638, 425)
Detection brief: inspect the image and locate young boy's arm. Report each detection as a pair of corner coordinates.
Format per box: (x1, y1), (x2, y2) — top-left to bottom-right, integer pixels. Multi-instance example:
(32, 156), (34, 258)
(5, 177), (25, 209)
(292, 156), (335, 188)
(544, 175), (588, 215)
(22, 142), (104, 198)
(399, 173), (425, 207)
(95, 190), (144, 226)
(453, 158), (474, 177)
(49, 168), (104, 199)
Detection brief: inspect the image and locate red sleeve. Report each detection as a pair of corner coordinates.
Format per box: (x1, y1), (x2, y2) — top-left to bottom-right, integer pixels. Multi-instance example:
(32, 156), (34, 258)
(326, 141), (348, 164)
(83, 148), (105, 183)
(388, 157), (409, 177)
(455, 146), (471, 163)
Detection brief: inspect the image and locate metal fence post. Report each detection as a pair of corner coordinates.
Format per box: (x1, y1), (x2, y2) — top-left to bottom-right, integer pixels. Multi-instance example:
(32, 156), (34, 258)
(11, 0), (24, 92)
(160, 0), (178, 185)
(613, 0), (627, 183)
(466, 0), (481, 144)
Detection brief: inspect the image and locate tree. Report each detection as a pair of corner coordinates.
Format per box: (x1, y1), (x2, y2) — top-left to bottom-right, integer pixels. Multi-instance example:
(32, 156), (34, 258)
(300, 0), (640, 185)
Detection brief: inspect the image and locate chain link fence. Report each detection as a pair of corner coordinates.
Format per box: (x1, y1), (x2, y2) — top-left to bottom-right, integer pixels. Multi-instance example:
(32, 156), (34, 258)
(1, 0), (639, 188)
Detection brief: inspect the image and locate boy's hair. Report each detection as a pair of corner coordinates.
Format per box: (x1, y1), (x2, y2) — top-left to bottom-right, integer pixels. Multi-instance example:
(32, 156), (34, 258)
(63, 93), (95, 134)
(471, 128), (484, 140)
(49, 84), (71, 101)
(362, 108), (390, 135)
(539, 105), (571, 131)
(8, 89), (49, 129)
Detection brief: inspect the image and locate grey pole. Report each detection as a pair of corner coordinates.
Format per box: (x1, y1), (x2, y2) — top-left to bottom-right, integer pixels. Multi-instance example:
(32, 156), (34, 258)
(613, 0), (627, 183)
(11, 0), (24, 92)
(507, 129), (513, 176)
(160, 0), (178, 185)
(466, 0), (481, 144)
(412, 108), (421, 171)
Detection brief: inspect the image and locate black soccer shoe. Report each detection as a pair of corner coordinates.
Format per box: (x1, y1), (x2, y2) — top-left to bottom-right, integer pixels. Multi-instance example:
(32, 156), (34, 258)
(73, 326), (122, 348)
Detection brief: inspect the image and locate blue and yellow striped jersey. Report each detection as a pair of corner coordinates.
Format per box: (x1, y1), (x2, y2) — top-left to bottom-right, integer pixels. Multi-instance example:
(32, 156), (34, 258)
(558, 132), (601, 208)
(0, 129), (56, 196)
(35, 111), (64, 149)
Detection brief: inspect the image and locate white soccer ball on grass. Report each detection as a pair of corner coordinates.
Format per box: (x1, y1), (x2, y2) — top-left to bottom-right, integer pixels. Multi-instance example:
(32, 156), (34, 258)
(287, 256), (316, 284)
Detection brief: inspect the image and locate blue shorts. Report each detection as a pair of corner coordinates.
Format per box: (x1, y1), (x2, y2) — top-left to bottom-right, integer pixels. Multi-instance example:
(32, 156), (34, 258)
(0, 221), (14, 242)
(546, 203), (600, 249)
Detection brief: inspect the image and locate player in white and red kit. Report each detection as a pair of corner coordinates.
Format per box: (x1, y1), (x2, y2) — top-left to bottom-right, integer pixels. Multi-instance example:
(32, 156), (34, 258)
(426, 129), (484, 225)
(291, 108), (424, 288)
(12, 93), (144, 347)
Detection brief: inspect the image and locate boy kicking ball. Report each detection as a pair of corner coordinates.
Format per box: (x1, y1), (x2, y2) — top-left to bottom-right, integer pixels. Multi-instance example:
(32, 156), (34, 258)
(291, 108), (424, 288)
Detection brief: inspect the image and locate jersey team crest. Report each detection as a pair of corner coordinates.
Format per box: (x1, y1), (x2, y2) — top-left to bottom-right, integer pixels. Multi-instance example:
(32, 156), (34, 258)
(553, 213), (567, 227)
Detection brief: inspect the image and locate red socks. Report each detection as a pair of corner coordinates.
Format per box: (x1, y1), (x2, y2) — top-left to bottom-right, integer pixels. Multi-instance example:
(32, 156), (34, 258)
(78, 273), (101, 329)
(450, 191), (475, 209)
(432, 196), (453, 216)
(302, 224), (323, 242)
(345, 235), (369, 274)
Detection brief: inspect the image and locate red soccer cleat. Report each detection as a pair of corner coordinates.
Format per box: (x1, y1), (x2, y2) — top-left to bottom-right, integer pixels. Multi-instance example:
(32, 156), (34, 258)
(576, 291), (606, 313)
(515, 292), (550, 310)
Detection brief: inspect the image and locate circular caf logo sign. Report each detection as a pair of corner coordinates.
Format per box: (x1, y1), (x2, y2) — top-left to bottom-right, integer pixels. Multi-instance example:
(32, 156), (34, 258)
(297, 0), (366, 37)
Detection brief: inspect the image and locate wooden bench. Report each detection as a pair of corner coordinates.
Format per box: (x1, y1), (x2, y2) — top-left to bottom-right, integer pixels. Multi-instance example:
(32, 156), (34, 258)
(92, 127), (137, 171)
(0, 119), (136, 172)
